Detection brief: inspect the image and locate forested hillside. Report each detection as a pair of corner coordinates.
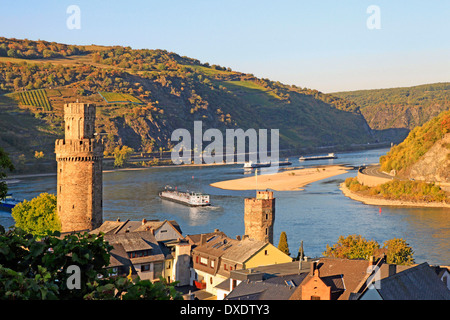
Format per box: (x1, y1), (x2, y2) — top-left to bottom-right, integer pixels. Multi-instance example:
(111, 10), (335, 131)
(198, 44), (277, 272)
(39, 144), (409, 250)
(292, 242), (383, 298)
(0, 37), (375, 171)
(333, 83), (450, 140)
(380, 109), (450, 176)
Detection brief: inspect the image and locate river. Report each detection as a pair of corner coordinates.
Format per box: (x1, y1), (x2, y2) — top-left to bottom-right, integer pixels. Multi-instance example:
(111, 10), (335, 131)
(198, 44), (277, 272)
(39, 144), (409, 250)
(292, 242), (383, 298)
(1, 148), (449, 265)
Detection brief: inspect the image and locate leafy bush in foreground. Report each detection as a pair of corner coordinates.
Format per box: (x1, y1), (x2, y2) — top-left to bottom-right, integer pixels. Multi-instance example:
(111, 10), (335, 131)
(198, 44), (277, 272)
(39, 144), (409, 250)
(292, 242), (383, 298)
(0, 226), (183, 300)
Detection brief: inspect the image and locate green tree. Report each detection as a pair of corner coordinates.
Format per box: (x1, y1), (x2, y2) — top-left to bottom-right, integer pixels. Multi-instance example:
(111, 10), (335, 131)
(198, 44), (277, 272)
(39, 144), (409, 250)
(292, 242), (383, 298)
(324, 235), (415, 266)
(323, 234), (380, 260)
(6, 48), (17, 58)
(11, 193), (60, 237)
(0, 147), (14, 200)
(383, 238), (414, 266)
(278, 231), (290, 256)
(113, 145), (134, 168)
(0, 227), (183, 300)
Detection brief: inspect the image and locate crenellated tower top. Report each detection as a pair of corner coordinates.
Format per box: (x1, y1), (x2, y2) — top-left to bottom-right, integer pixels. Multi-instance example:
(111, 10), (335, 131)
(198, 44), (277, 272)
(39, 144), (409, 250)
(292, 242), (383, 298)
(63, 103), (96, 140)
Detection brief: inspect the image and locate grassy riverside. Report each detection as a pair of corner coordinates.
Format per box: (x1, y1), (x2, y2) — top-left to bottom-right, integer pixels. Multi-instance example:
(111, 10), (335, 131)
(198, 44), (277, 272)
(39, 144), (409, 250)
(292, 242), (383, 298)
(344, 177), (450, 204)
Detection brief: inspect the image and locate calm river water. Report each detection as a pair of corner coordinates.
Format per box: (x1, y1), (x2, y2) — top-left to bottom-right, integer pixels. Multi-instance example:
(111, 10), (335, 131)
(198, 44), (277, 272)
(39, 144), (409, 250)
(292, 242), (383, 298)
(1, 148), (449, 265)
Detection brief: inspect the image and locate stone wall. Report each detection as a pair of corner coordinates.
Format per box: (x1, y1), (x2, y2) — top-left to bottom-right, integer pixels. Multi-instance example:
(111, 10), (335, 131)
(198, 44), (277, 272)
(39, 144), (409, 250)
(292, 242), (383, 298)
(357, 169), (393, 187)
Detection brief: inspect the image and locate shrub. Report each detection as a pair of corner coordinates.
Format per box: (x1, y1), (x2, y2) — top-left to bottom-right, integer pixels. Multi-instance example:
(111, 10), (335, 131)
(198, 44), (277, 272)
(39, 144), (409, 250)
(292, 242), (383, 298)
(0, 226), (183, 300)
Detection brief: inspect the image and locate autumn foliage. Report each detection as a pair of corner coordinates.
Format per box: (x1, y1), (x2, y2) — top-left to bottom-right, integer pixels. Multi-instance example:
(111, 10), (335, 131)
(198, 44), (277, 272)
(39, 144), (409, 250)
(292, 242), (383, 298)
(345, 177), (449, 203)
(324, 234), (414, 265)
(380, 110), (450, 174)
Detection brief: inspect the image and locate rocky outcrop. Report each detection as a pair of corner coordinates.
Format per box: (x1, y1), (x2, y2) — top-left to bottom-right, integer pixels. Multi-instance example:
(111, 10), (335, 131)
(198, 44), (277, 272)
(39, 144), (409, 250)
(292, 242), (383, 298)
(408, 133), (450, 183)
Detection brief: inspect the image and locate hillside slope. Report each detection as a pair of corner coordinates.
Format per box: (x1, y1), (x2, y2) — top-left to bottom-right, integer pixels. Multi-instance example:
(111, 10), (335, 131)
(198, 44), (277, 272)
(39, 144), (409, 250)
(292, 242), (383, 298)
(380, 110), (450, 181)
(0, 37), (375, 170)
(408, 133), (450, 183)
(333, 83), (450, 142)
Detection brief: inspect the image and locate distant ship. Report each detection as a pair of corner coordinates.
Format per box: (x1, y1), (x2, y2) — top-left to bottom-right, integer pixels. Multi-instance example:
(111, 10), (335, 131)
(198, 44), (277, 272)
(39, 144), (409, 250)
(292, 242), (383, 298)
(243, 161), (271, 168)
(273, 159), (292, 166)
(159, 186), (211, 207)
(299, 153), (337, 161)
(243, 159), (292, 168)
(0, 194), (21, 212)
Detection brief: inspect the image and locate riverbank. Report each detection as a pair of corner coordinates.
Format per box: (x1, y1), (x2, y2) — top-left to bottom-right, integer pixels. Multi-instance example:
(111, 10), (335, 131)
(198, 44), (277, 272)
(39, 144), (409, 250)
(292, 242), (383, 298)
(210, 165), (349, 191)
(340, 182), (450, 208)
(3, 161), (238, 181)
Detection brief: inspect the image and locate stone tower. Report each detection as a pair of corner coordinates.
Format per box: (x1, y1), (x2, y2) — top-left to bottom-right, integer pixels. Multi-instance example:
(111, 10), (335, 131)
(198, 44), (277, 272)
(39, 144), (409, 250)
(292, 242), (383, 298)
(55, 103), (103, 232)
(244, 190), (275, 243)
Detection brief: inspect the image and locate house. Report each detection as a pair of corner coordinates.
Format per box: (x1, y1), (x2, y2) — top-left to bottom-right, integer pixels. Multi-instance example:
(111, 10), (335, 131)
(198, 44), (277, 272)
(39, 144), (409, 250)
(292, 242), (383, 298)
(103, 231), (167, 281)
(357, 262), (450, 300)
(220, 261), (312, 300)
(296, 261), (346, 300)
(286, 256), (450, 300)
(221, 256), (450, 301)
(287, 256), (408, 300)
(91, 219), (191, 286)
(185, 229), (227, 248)
(190, 233), (292, 297)
(288, 257), (382, 300)
(223, 273), (301, 300)
(432, 265), (450, 291)
(92, 218), (184, 242)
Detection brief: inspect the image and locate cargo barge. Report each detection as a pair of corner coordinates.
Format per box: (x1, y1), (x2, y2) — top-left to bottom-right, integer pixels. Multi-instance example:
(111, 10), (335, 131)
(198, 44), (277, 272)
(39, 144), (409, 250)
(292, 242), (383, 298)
(299, 153), (337, 161)
(243, 159), (292, 168)
(159, 187), (211, 207)
(243, 161), (271, 168)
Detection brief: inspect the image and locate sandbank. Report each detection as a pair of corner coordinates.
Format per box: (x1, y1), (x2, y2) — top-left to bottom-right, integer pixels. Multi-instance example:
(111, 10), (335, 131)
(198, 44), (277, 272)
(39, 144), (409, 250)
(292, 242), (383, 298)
(210, 165), (349, 191)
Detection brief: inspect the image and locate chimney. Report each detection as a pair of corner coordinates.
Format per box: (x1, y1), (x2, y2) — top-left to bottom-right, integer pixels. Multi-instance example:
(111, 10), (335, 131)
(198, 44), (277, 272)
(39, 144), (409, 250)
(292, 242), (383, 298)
(236, 235), (241, 241)
(214, 228), (219, 233)
(388, 264), (396, 277)
(242, 235), (249, 240)
(369, 255), (376, 266)
(200, 234), (207, 245)
(310, 261), (317, 276)
(142, 218), (147, 225)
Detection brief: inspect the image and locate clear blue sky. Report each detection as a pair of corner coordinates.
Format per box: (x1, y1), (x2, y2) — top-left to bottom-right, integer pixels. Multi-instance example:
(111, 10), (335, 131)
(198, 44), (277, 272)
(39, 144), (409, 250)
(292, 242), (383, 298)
(1, 0), (449, 92)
